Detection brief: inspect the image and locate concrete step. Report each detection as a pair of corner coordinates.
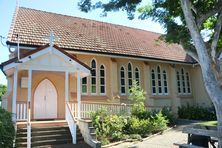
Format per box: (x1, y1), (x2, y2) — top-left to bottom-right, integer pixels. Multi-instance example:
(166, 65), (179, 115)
(31, 138), (72, 147)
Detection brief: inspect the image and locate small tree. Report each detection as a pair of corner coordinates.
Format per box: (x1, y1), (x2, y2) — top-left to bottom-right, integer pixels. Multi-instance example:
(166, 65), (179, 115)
(129, 80), (146, 115)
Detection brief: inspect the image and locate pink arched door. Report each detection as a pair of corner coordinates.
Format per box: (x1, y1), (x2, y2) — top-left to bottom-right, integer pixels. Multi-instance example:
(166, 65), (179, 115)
(34, 79), (57, 119)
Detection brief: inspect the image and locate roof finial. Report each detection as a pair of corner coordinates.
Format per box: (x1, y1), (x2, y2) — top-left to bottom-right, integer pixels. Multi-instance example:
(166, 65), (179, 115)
(16, 0), (19, 7)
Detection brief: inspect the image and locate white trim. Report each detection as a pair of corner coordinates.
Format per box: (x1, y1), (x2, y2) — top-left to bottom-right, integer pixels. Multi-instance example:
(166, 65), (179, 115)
(28, 69), (32, 102)
(67, 50), (194, 66)
(77, 72), (81, 119)
(99, 64), (106, 95)
(3, 46), (90, 76)
(12, 66), (18, 122)
(81, 77), (88, 95)
(176, 68), (192, 95)
(65, 71), (69, 102)
(119, 66), (126, 95)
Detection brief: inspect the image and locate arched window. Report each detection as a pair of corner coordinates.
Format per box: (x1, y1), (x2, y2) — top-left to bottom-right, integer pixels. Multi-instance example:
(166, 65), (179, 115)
(120, 66), (126, 94)
(128, 63), (133, 90)
(176, 71), (181, 93)
(91, 59), (97, 94)
(100, 65), (105, 94)
(176, 68), (192, 95)
(157, 66), (162, 94)
(181, 69), (186, 93)
(151, 66), (168, 95)
(151, 69), (156, 95)
(135, 67), (140, 85)
(81, 77), (87, 94)
(186, 72), (191, 93)
(163, 70), (168, 94)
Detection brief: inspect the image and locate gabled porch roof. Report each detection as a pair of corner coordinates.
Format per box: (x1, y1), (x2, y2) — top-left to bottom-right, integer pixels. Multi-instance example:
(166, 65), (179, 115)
(1, 44), (91, 77)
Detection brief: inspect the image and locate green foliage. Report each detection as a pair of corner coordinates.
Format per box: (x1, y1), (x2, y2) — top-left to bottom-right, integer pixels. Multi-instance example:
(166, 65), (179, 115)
(178, 104), (216, 121)
(0, 84), (7, 101)
(90, 108), (127, 145)
(151, 112), (168, 133)
(161, 107), (176, 126)
(0, 108), (15, 148)
(78, 0), (222, 52)
(129, 80), (146, 118)
(125, 117), (152, 136)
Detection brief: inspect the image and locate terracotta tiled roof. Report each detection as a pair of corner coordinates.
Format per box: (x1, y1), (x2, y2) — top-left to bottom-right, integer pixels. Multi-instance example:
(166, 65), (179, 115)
(7, 7), (194, 63)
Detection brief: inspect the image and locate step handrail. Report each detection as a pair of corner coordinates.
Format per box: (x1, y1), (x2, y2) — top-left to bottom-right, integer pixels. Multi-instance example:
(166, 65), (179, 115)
(65, 102), (77, 144)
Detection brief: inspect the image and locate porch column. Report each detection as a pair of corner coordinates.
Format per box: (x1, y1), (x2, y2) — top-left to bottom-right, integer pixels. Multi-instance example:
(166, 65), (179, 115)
(77, 72), (81, 119)
(65, 71), (69, 102)
(12, 66), (18, 123)
(27, 69), (32, 148)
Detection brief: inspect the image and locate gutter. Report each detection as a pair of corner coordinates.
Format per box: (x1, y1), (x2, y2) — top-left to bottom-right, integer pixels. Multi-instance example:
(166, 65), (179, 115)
(7, 41), (197, 65)
(0, 64), (6, 76)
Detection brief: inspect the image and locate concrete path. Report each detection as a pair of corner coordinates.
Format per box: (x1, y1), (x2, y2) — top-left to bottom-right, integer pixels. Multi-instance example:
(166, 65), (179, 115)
(110, 123), (190, 148)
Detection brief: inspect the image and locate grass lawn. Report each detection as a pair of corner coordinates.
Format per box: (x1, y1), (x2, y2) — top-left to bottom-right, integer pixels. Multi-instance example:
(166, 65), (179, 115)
(195, 121), (217, 126)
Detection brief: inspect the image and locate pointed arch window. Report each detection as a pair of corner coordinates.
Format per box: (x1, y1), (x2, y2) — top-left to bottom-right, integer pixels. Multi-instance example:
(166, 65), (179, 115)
(151, 66), (168, 95)
(176, 68), (191, 95)
(163, 70), (168, 94)
(135, 67), (140, 85)
(120, 66), (126, 94)
(186, 72), (191, 93)
(91, 59), (97, 94)
(157, 66), (162, 94)
(81, 77), (87, 94)
(100, 65), (105, 94)
(151, 69), (156, 95)
(128, 63), (133, 90)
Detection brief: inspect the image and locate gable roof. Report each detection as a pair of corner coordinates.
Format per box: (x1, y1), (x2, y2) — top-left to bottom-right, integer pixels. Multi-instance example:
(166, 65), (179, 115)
(7, 7), (194, 64)
(1, 44), (91, 70)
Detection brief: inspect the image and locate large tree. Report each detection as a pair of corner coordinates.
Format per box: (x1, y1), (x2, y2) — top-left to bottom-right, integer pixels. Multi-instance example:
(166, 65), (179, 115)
(78, 0), (222, 146)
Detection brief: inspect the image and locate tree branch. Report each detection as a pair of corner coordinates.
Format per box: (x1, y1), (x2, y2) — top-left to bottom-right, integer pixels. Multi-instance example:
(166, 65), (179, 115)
(180, 0), (213, 70)
(211, 12), (222, 62)
(196, 0), (222, 29)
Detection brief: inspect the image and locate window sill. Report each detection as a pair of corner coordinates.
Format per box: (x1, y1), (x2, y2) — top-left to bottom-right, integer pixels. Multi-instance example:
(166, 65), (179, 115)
(149, 95), (170, 99)
(177, 94), (193, 99)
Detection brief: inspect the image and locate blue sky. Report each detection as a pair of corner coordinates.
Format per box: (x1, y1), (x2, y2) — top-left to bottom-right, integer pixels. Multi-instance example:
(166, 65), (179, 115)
(0, 0), (164, 85)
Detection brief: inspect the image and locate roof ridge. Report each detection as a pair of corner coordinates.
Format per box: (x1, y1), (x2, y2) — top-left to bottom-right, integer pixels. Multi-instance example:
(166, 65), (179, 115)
(18, 6), (163, 35)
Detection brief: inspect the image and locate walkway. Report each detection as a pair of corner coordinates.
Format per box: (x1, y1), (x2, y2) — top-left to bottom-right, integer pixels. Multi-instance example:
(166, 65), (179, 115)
(111, 121), (194, 148)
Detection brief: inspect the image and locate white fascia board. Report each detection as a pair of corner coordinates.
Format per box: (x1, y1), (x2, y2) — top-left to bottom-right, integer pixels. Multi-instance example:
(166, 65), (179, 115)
(67, 50), (194, 66)
(19, 64), (76, 72)
(53, 47), (90, 74)
(3, 63), (18, 71)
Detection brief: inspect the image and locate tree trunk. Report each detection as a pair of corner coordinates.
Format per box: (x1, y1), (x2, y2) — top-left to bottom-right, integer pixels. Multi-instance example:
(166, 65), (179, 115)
(180, 1), (222, 147)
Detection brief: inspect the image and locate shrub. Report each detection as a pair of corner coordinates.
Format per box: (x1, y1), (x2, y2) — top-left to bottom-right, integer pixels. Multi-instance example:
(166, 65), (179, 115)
(161, 107), (176, 126)
(150, 112), (168, 132)
(129, 81), (146, 117)
(0, 108), (15, 148)
(125, 117), (153, 136)
(90, 108), (127, 144)
(178, 104), (216, 121)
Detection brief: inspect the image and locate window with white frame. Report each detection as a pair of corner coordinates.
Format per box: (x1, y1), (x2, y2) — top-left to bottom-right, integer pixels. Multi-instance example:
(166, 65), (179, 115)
(135, 67), (140, 85)
(151, 66), (168, 95)
(120, 66), (126, 94)
(151, 69), (156, 95)
(91, 59), (97, 94)
(100, 65), (105, 94)
(163, 70), (168, 94)
(81, 77), (87, 94)
(176, 68), (191, 95)
(128, 63), (133, 90)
